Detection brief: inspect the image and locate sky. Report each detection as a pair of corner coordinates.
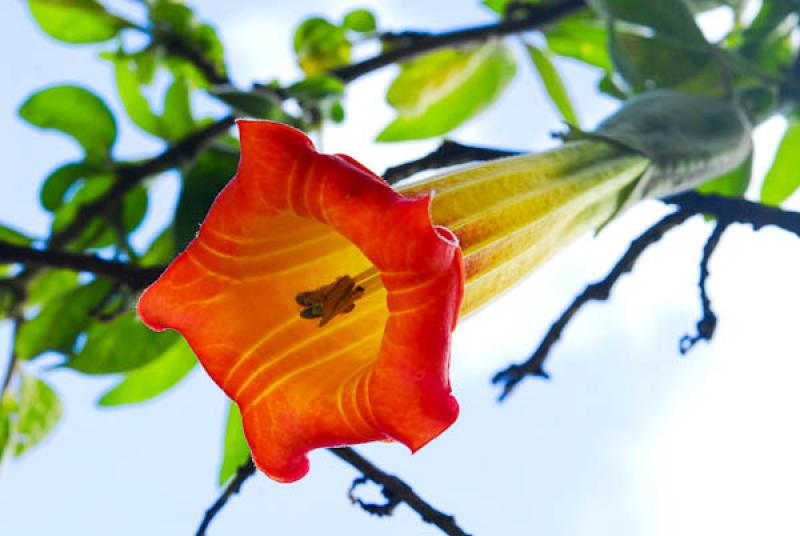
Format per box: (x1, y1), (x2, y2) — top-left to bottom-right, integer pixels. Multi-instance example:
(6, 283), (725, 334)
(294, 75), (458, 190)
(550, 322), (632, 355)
(2, 1), (800, 535)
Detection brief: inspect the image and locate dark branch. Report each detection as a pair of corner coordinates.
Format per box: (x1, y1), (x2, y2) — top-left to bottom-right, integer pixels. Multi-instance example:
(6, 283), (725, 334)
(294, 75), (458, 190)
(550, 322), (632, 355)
(0, 241), (163, 290)
(329, 447), (471, 536)
(329, 0), (586, 83)
(383, 140), (521, 184)
(195, 458), (256, 536)
(679, 221), (728, 354)
(158, 32), (230, 86)
(347, 475), (401, 517)
(492, 210), (693, 399)
(667, 192), (800, 236)
(50, 115), (235, 249)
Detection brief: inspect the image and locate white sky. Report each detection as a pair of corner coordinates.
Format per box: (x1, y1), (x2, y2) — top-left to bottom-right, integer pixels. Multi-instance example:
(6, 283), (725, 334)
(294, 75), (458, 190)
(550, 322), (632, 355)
(2, 1), (800, 535)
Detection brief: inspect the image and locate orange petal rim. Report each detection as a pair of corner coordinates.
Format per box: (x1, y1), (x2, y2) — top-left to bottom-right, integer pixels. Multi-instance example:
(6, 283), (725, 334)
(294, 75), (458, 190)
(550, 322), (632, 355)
(138, 120), (464, 482)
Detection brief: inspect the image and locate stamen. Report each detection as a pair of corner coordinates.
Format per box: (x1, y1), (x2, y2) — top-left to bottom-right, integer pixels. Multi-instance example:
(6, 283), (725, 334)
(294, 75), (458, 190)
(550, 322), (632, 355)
(296, 268), (380, 326)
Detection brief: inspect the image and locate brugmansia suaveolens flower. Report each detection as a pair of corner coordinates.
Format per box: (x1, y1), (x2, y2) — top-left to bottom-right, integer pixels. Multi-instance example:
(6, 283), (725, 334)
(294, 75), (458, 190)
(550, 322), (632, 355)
(138, 92), (751, 482)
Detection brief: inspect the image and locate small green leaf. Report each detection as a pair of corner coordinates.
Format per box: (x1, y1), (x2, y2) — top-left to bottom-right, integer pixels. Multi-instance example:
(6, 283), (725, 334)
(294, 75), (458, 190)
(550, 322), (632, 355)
(40, 162), (99, 212)
(13, 374), (62, 457)
(0, 224), (33, 247)
(526, 44), (578, 125)
(697, 153), (752, 197)
(0, 398), (13, 463)
(51, 175), (114, 235)
(27, 270), (80, 305)
(546, 14), (612, 71)
(761, 120), (800, 206)
(587, 0), (707, 44)
(213, 87), (281, 119)
(287, 75), (345, 101)
(161, 77), (195, 141)
(16, 280), (113, 360)
(174, 146), (239, 251)
(19, 85), (116, 162)
(97, 339), (196, 406)
(293, 16), (352, 76)
(140, 228), (175, 267)
(342, 9), (376, 33)
(28, 0), (130, 44)
(218, 402), (250, 486)
(114, 57), (162, 137)
(67, 312), (178, 375)
(378, 39), (517, 141)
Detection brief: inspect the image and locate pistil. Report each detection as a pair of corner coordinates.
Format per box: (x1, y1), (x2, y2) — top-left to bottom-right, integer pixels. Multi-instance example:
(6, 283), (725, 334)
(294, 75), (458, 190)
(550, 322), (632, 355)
(295, 267), (381, 326)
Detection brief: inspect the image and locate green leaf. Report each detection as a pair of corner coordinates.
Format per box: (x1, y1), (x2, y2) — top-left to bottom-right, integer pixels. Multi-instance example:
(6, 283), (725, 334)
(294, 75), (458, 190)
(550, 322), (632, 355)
(51, 175), (114, 235)
(293, 16), (352, 76)
(19, 85), (117, 163)
(287, 76), (345, 101)
(0, 397), (13, 463)
(760, 120), (800, 206)
(28, 0), (130, 44)
(13, 374), (62, 457)
(161, 76), (195, 141)
(378, 39), (517, 141)
(114, 57), (162, 137)
(16, 280), (113, 360)
(482, 0), (540, 15)
(526, 44), (578, 125)
(27, 270), (80, 305)
(97, 339), (196, 406)
(174, 146), (239, 251)
(67, 312), (178, 375)
(0, 224), (33, 247)
(609, 27), (724, 94)
(218, 402), (250, 486)
(212, 87), (281, 119)
(697, 153), (752, 197)
(546, 14), (612, 71)
(587, 0), (707, 44)
(40, 162), (99, 212)
(342, 9), (376, 33)
(140, 228), (175, 267)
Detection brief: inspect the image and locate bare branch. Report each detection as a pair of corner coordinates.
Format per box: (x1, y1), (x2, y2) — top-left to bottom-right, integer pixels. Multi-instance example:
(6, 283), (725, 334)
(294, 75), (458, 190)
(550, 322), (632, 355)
(383, 141), (521, 184)
(49, 115), (235, 249)
(329, 447), (471, 536)
(195, 458), (256, 536)
(492, 210), (693, 399)
(0, 241), (164, 290)
(679, 221), (729, 354)
(329, 0), (586, 83)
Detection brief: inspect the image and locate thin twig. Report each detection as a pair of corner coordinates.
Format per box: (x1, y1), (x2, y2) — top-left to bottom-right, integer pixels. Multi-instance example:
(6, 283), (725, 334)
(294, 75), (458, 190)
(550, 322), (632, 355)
(195, 458), (256, 536)
(329, 447), (471, 536)
(329, 0), (586, 83)
(679, 221), (729, 354)
(383, 140), (521, 184)
(0, 241), (164, 290)
(492, 209), (693, 399)
(49, 115), (235, 249)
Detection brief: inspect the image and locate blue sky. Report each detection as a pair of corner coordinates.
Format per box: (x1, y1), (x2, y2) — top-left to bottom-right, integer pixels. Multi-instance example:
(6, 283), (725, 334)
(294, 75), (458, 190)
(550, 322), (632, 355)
(2, 1), (800, 535)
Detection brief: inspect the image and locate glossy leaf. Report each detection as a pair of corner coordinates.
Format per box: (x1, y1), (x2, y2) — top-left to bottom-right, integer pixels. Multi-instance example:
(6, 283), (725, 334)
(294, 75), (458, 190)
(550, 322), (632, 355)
(342, 9), (376, 33)
(98, 339), (196, 406)
(587, 0), (706, 44)
(697, 154), (752, 198)
(526, 44), (578, 125)
(13, 374), (62, 457)
(174, 146), (239, 251)
(28, 0), (130, 44)
(218, 402), (250, 486)
(68, 312), (179, 375)
(140, 229), (175, 267)
(40, 162), (99, 212)
(378, 39), (517, 141)
(293, 16), (351, 75)
(16, 280), (112, 360)
(0, 224), (33, 247)
(114, 57), (162, 137)
(19, 85), (116, 163)
(213, 87), (281, 119)
(546, 13), (612, 71)
(761, 120), (800, 206)
(161, 77), (195, 141)
(27, 269), (80, 305)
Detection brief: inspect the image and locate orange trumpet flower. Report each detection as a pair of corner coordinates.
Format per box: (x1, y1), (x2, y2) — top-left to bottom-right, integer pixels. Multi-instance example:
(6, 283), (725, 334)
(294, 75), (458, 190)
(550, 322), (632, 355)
(138, 120), (649, 482)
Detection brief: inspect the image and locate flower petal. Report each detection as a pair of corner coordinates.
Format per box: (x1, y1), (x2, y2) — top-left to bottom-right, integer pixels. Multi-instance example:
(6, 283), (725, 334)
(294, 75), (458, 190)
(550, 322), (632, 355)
(138, 120), (464, 482)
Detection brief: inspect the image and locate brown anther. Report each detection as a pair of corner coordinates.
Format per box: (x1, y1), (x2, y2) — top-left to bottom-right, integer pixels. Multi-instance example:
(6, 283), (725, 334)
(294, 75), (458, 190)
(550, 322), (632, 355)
(295, 276), (365, 326)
